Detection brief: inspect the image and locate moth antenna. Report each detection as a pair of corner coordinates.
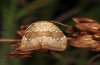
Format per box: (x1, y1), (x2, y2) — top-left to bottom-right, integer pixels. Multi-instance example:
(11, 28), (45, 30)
(51, 21), (71, 27)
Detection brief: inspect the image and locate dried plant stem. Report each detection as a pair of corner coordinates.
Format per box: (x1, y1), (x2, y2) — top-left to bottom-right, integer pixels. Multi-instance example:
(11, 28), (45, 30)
(0, 37), (72, 43)
(87, 54), (100, 65)
(0, 38), (21, 42)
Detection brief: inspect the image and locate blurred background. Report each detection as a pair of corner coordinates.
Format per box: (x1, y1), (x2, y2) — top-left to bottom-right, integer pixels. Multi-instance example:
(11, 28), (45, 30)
(0, 0), (100, 65)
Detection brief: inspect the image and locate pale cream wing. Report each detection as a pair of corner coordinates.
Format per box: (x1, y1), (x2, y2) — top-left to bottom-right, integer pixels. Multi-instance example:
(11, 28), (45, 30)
(19, 21), (67, 51)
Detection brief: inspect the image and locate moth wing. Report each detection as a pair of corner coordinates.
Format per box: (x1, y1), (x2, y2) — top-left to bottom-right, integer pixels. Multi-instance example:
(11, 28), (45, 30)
(42, 36), (67, 51)
(19, 36), (41, 51)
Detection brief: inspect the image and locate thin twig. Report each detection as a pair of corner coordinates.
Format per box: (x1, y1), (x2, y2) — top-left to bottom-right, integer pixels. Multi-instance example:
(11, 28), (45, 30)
(0, 38), (21, 42)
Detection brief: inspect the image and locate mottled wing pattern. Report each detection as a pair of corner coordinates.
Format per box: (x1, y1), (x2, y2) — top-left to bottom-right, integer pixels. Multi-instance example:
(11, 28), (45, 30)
(19, 21), (67, 51)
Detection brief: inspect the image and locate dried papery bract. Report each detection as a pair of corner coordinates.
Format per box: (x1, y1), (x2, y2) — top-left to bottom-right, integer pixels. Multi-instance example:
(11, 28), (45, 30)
(66, 17), (100, 51)
(7, 21), (67, 58)
(70, 35), (96, 48)
(72, 17), (96, 23)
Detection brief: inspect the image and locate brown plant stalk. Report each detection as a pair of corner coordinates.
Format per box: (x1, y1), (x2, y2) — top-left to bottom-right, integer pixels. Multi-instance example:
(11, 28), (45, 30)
(0, 38), (21, 42)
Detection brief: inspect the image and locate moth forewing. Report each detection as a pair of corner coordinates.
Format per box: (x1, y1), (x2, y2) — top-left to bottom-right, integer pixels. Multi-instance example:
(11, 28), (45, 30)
(19, 21), (67, 51)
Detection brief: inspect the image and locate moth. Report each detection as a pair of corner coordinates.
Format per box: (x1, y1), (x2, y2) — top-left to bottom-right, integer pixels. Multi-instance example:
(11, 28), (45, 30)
(7, 21), (67, 58)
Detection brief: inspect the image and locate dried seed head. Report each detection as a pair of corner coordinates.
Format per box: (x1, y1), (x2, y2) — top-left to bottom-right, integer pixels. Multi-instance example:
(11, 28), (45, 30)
(75, 23), (100, 33)
(19, 21), (67, 51)
(70, 35), (97, 48)
(72, 17), (96, 23)
(66, 17), (100, 34)
(66, 17), (100, 51)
